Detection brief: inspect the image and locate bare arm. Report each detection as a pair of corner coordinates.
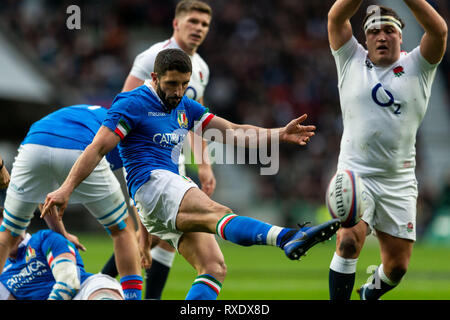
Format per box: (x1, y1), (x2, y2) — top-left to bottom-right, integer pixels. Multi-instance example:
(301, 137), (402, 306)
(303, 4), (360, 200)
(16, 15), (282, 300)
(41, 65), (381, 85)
(40, 204), (86, 251)
(202, 114), (315, 148)
(41, 126), (120, 218)
(403, 0), (447, 64)
(328, 0), (363, 50)
(122, 74), (144, 92)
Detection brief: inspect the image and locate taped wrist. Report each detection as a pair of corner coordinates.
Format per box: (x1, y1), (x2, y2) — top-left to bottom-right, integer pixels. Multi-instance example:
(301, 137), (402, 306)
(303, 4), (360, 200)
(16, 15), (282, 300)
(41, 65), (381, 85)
(48, 258), (81, 300)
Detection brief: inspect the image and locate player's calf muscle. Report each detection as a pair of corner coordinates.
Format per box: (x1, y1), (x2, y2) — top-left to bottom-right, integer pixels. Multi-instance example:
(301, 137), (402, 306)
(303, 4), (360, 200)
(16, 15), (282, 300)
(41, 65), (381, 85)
(177, 204), (232, 233)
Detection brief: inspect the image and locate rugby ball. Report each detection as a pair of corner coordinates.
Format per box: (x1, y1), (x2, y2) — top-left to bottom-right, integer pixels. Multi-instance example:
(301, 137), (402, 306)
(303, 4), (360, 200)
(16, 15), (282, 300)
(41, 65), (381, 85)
(326, 170), (363, 228)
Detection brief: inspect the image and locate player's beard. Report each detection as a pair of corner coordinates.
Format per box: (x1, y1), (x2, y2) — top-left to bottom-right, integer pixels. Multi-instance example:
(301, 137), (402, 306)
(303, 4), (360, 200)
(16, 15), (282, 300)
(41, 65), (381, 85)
(156, 83), (182, 112)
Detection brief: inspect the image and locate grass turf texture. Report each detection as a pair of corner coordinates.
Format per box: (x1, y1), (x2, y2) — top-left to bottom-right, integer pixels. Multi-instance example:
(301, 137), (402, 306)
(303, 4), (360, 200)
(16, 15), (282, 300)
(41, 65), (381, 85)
(78, 233), (450, 300)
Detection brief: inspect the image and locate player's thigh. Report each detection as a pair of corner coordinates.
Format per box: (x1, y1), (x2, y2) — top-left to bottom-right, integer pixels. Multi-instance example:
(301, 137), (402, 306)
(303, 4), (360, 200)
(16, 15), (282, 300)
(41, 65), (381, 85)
(6, 144), (58, 204)
(377, 230), (413, 271)
(176, 187), (232, 233)
(363, 175), (418, 241)
(178, 232), (226, 280)
(71, 157), (121, 204)
(2, 196), (38, 236)
(83, 188), (128, 233)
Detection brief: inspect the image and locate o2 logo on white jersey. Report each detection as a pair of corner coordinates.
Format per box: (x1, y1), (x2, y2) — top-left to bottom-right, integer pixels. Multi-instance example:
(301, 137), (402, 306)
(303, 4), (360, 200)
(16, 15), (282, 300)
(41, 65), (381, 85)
(185, 86), (197, 101)
(371, 83), (401, 114)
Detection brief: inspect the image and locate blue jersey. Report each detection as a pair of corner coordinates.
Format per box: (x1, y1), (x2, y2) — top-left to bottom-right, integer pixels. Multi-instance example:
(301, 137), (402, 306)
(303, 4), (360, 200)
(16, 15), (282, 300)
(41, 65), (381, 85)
(21, 104), (123, 170)
(0, 230), (92, 300)
(103, 83), (214, 198)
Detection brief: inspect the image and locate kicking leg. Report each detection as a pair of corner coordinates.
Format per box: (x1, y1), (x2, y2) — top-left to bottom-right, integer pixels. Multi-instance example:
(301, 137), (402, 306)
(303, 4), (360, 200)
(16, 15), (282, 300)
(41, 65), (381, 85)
(176, 187), (340, 260)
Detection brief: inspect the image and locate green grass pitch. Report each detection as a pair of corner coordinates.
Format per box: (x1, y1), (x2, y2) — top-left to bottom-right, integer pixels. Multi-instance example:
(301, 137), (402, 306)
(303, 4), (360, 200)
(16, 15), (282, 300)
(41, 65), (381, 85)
(78, 233), (450, 300)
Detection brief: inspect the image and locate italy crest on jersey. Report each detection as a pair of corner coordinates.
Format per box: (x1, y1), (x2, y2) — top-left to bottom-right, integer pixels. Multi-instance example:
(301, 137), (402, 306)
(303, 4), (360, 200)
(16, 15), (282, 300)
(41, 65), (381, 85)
(25, 246), (36, 263)
(177, 110), (188, 128)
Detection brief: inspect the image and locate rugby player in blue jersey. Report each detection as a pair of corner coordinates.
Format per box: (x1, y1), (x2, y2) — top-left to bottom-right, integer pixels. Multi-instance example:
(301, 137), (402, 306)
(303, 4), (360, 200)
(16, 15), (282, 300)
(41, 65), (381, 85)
(42, 49), (341, 300)
(0, 227), (124, 300)
(0, 105), (143, 300)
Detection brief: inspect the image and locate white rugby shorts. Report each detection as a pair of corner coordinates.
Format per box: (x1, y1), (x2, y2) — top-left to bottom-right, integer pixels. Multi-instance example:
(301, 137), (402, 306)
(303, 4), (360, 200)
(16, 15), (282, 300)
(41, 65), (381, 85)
(360, 174), (418, 241)
(134, 169), (198, 250)
(7, 144), (120, 203)
(73, 273), (124, 300)
(3, 144), (127, 234)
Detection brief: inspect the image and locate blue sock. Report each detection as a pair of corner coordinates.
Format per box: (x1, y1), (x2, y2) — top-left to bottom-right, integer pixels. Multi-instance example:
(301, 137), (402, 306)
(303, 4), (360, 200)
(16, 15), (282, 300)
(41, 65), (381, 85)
(216, 213), (291, 247)
(120, 275), (143, 300)
(185, 274), (222, 300)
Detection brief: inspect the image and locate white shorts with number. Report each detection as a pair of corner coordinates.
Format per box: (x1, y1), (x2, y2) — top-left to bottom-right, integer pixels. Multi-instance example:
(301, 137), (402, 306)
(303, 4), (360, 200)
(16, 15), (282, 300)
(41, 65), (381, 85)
(3, 144), (127, 235)
(360, 174), (418, 241)
(73, 273), (124, 300)
(134, 169), (198, 250)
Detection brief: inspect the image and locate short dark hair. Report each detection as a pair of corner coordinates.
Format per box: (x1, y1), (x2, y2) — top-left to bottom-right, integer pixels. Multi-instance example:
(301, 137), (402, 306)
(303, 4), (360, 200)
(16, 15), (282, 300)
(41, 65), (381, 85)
(363, 5), (405, 30)
(154, 49), (192, 77)
(175, 0), (212, 18)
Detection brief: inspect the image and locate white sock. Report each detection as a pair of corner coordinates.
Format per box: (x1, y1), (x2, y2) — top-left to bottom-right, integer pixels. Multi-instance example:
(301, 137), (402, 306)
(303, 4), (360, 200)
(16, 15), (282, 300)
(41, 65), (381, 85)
(266, 226), (283, 246)
(151, 246), (176, 268)
(330, 252), (358, 274)
(378, 264), (399, 286)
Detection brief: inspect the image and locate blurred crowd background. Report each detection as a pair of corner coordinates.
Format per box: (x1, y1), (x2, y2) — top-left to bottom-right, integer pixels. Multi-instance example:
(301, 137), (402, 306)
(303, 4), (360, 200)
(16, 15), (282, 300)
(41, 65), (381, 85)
(0, 0), (449, 242)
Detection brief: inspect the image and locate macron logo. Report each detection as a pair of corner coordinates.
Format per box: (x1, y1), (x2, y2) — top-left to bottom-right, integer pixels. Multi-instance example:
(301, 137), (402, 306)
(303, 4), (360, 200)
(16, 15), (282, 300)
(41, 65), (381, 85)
(148, 112), (167, 117)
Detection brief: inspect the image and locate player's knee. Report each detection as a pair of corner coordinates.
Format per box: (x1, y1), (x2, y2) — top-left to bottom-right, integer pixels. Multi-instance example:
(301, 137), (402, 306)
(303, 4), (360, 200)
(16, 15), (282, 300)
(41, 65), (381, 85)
(203, 259), (227, 283)
(385, 262), (408, 283)
(337, 236), (359, 258)
(108, 219), (132, 237)
(208, 201), (232, 216)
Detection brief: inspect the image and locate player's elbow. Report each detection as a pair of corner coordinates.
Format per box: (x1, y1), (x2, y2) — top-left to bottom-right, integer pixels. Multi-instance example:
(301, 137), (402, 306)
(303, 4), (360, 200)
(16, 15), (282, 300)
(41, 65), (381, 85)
(439, 21), (448, 42)
(430, 15), (448, 41)
(327, 8), (344, 27)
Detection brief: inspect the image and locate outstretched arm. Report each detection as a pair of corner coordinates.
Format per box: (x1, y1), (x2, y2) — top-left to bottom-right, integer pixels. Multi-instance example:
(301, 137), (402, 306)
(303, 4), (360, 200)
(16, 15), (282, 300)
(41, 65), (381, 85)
(403, 0), (447, 64)
(41, 126), (120, 219)
(202, 114), (315, 148)
(328, 0), (363, 50)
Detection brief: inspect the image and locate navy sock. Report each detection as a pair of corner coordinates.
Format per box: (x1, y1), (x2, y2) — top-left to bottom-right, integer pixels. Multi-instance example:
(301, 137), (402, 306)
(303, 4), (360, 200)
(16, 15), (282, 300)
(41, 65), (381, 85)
(145, 260), (171, 300)
(329, 269), (355, 300)
(101, 253), (118, 278)
(363, 276), (397, 300)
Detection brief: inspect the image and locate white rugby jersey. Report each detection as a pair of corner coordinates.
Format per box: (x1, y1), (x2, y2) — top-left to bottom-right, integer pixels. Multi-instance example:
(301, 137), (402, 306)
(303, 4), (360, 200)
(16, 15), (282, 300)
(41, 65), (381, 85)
(332, 36), (439, 177)
(130, 37), (210, 102)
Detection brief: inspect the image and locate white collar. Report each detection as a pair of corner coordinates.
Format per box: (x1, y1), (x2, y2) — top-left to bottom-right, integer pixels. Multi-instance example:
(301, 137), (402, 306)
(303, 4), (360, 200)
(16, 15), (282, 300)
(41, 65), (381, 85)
(18, 233), (31, 248)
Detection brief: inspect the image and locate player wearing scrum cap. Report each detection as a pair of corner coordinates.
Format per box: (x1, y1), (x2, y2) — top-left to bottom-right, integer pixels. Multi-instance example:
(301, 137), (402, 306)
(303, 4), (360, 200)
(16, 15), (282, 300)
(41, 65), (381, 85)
(327, 0), (447, 300)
